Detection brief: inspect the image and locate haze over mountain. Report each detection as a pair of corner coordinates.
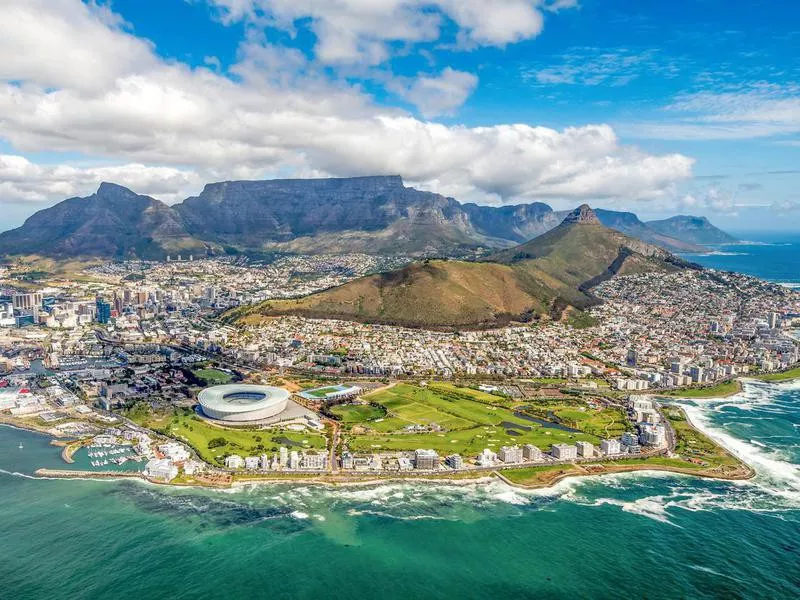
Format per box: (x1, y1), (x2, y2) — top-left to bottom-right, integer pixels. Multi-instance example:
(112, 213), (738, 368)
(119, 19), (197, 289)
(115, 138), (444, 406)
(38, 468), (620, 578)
(228, 205), (694, 330)
(0, 176), (732, 260)
(646, 216), (739, 245)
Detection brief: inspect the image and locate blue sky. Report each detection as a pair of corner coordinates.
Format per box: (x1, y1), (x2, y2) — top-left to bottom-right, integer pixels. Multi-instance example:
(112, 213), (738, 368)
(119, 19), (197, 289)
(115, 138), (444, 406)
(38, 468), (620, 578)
(1, 0), (799, 232)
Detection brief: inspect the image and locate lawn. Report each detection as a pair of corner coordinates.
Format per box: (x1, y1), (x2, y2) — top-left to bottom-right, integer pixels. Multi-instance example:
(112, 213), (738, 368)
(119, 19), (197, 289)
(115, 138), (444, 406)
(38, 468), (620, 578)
(142, 410), (327, 466)
(753, 367), (800, 382)
(525, 403), (627, 438)
(193, 368), (233, 385)
(330, 403), (387, 423)
(346, 383), (599, 456)
(664, 380), (741, 398)
(305, 386), (345, 398)
(663, 406), (741, 470)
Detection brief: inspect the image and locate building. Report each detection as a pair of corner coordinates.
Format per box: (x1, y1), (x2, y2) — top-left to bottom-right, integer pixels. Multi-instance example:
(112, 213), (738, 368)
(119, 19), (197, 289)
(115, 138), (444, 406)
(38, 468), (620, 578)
(523, 444), (542, 461)
(445, 454), (463, 469)
(576, 441), (594, 458)
(198, 384), (291, 422)
(639, 423), (667, 446)
(689, 366), (705, 384)
(340, 451), (354, 469)
(158, 442), (190, 462)
(600, 439), (622, 455)
(551, 444), (578, 460)
(260, 453), (270, 470)
(414, 449), (439, 470)
(302, 453), (327, 470)
(244, 456), (261, 470)
(145, 458), (178, 481)
(225, 454), (244, 469)
(498, 445), (523, 464)
(279, 447), (288, 467)
(95, 297), (111, 324)
(478, 448), (497, 466)
(12, 292), (43, 311)
(289, 451), (301, 469)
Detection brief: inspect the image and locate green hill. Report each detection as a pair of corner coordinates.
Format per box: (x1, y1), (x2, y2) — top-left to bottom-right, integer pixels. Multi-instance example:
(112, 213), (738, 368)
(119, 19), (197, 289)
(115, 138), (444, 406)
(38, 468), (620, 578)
(228, 205), (693, 329)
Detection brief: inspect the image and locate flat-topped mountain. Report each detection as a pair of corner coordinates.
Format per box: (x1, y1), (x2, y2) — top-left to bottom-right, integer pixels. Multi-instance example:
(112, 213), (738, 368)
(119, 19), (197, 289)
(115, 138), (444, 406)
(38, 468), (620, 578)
(228, 205), (693, 329)
(646, 215), (738, 245)
(0, 176), (729, 259)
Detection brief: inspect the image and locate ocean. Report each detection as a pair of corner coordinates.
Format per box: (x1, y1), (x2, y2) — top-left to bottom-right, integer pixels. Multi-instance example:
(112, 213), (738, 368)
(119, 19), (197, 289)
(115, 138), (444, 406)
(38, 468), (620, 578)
(2, 237), (800, 599)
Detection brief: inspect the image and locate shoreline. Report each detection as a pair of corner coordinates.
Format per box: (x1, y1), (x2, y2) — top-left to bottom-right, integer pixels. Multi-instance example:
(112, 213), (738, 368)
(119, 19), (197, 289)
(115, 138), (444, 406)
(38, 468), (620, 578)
(4, 376), (785, 494)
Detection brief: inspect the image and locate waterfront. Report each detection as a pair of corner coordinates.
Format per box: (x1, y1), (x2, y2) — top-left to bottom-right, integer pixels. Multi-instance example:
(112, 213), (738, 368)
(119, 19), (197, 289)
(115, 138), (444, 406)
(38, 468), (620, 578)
(2, 379), (799, 599)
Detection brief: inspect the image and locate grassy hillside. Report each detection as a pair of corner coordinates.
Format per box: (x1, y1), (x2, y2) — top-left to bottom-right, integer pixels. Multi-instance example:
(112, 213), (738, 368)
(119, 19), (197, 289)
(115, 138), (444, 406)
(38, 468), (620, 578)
(228, 209), (685, 329)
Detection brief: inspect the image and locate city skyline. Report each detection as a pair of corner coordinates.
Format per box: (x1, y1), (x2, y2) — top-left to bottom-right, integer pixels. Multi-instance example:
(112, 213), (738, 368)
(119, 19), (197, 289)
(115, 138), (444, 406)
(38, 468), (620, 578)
(1, 0), (799, 232)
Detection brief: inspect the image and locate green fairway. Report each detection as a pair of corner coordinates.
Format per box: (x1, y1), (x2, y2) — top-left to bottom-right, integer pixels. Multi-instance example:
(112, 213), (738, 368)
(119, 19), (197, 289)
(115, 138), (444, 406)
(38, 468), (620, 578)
(329, 403), (386, 423)
(523, 403), (627, 438)
(346, 383), (599, 455)
(193, 368), (233, 385)
(144, 411), (327, 466)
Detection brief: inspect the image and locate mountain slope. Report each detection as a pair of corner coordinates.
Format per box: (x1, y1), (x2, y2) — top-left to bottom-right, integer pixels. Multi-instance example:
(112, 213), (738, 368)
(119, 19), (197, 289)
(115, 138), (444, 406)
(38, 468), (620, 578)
(229, 205), (691, 329)
(0, 183), (207, 259)
(646, 215), (739, 245)
(593, 209), (705, 252)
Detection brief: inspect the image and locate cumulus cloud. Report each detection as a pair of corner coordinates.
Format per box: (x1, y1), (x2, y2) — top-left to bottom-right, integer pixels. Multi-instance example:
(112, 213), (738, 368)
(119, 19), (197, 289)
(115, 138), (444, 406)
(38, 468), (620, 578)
(0, 155), (202, 204)
(0, 0), (693, 209)
(208, 0), (565, 63)
(389, 68), (479, 117)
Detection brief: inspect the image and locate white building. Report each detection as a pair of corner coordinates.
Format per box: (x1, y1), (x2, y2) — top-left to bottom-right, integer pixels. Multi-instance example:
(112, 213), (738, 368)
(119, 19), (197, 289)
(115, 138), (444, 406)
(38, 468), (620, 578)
(523, 444), (542, 461)
(576, 441), (594, 458)
(551, 444), (578, 460)
(244, 456), (261, 470)
(145, 458), (178, 481)
(289, 451), (301, 469)
(225, 454), (244, 469)
(600, 439), (622, 455)
(302, 453), (327, 470)
(158, 442), (190, 462)
(446, 454), (464, 469)
(478, 448), (497, 466)
(498, 445), (523, 464)
(639, 423), (667, 446)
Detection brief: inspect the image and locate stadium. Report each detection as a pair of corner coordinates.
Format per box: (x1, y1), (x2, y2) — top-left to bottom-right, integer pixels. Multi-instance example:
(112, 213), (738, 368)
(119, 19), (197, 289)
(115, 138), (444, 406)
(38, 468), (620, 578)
(197, 384), (290, 422)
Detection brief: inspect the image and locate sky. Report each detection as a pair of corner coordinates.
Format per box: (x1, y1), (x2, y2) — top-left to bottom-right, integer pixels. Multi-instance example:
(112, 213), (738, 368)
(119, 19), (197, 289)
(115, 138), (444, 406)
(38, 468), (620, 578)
(1, 0), (799, 233)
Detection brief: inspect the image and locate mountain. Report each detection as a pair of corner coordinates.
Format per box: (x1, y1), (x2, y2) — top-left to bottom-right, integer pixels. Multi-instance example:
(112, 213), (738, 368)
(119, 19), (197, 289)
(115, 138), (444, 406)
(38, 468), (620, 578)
(228, 205), (693, 330)
(0, 176), (736, 260)
(0, 183), (207, 260)
(646, 215), (739, 245)
(593, 209), (706, 252)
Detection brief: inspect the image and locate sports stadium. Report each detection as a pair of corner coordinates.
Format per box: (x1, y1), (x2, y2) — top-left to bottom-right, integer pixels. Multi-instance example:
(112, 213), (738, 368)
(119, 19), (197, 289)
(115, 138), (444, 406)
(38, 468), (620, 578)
(197, 384), (290, 422)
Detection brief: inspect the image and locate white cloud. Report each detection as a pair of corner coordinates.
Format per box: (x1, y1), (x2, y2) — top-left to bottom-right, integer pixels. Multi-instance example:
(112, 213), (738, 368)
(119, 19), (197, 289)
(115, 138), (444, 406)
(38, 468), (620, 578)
(389, 68), (479, 117)
(208, 0), (565, 64)
(0, 154), (202, 204)
(622, 82), (800, 140)
(0, 0), (693, 209)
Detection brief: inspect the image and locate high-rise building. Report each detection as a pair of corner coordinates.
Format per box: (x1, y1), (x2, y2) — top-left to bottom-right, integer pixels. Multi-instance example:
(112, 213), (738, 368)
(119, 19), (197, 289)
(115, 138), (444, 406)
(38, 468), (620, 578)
(522, 444), (542, 461)
(12, 292), (43, 311)
(445, 454), (463, 469)
(414, 449), (439, 470)
(95, 297), (111, 324)
(600, 439), (622, 455)
(498, 445), (523, 463)
(551, 444), (578, 460)
(576, 441), (594, 457)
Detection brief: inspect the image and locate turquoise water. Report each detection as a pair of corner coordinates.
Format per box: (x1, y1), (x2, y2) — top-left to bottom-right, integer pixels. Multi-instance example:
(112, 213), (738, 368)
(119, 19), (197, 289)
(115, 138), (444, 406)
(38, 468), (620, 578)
(680, 232), (800, 288)
(2, 381), (800, 599)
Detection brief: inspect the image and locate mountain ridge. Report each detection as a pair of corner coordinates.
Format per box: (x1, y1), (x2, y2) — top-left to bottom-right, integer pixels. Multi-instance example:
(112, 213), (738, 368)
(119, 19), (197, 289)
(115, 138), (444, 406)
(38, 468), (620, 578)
(0, 176), (733, 259)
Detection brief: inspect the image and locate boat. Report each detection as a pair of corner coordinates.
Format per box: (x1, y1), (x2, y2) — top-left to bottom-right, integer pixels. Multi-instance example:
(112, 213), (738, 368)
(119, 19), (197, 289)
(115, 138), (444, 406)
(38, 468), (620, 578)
(18, 443), (23, 449)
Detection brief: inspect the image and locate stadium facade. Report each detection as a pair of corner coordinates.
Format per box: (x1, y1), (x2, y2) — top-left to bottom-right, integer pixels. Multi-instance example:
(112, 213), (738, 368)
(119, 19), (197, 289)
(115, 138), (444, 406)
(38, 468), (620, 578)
(198, 384), (290, 422)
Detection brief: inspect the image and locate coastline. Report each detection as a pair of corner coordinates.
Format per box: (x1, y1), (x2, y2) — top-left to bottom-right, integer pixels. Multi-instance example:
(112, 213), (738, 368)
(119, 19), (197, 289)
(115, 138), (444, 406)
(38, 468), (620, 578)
(6, 374), (792, 494)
